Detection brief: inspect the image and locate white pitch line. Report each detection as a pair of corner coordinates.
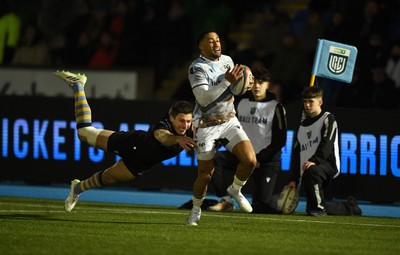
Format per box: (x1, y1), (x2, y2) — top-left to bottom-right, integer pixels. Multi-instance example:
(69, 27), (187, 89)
(0, 202), (61, 209)
(0, 206), (399, 229)
(0, 209), (65, 213)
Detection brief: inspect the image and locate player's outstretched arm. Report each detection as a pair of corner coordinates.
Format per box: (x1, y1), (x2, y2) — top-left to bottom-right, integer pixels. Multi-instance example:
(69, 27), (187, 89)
(154, 129), (195, 152)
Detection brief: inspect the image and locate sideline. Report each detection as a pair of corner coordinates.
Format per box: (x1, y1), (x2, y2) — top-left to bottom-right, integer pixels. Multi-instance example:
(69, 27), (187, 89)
(0, 203), (399, 229)
(0, 183), (399, 218)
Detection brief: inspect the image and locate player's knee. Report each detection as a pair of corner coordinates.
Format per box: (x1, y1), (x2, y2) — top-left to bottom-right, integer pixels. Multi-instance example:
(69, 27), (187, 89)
(242, 155), (257, 171)
(202, 172), (213, 182)
(250, 156), (257, 169)
(198, 170), (213, 184)
(204, 175), (213, 184)
(77, 126), (101, 146)
(233, 142), (257, 171)
(101, 175), (116, 186)
(101, 170), (118, 186)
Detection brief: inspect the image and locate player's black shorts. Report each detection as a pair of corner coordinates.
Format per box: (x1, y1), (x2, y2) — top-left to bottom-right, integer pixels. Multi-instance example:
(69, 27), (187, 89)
(107, 130), (149, 177)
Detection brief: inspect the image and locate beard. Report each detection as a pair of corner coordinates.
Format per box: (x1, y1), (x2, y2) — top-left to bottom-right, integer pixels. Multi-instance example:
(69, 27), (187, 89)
(206, 49), (221, 60)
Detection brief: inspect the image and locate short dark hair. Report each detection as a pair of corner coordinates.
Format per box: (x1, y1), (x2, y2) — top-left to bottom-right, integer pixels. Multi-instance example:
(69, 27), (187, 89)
(251, 67), (272, 82)
(301, 86), (323, 99)
(195, 28), (218, 47)
(169, 101), (193, 117)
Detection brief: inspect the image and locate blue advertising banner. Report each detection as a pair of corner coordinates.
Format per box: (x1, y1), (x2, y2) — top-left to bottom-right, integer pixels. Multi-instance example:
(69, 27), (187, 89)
(1, 96), (399, 202)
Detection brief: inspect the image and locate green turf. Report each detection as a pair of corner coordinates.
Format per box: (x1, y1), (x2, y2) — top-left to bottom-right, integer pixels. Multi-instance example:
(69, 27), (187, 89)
(0, 197), (399, 255)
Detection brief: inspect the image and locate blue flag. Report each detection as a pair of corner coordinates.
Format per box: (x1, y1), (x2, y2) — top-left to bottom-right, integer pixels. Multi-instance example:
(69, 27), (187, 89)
(311, 39), (358, 85)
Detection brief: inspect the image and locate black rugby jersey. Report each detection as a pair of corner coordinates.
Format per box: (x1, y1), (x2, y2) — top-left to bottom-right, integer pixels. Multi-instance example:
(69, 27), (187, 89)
(109, 113), (193, 175)
(144, 113), (193, 164)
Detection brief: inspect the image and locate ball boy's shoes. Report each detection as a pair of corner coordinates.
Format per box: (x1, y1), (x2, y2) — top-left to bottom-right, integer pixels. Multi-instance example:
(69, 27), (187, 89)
(346, 196), (362, 216)
(307, 210), (328, 217)
(64, 179), (81, 212)
(208, 199), (235, 212)
(227, 185), (253, 213)
(186, 207), (201, 226)
(53, 70), (87, 87)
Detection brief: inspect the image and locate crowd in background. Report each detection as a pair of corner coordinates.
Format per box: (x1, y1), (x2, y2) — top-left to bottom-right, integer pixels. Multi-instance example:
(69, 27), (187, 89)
(1, 0), (400, 109)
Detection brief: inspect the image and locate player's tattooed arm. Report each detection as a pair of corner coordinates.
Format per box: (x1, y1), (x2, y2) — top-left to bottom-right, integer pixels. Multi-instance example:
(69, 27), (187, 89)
(154, 129), (195, 152)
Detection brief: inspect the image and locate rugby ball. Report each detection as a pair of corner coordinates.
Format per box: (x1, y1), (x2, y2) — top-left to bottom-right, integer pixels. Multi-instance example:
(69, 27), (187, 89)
(230, 65), (253, 96)
(277, 186), (300, 214)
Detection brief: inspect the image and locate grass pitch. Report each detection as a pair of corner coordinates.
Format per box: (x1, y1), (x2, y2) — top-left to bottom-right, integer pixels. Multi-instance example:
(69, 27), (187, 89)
(0, 197), (399, 255)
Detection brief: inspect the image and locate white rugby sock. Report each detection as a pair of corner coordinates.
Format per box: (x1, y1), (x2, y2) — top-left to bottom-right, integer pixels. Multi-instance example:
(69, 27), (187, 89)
(232, 175), (247, 191)
(192, 196), (204, 210)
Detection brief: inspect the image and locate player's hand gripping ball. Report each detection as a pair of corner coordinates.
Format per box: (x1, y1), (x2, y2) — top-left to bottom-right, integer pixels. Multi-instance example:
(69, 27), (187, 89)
(277, 186), (300, 214)
(230, 65), (253, 96)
